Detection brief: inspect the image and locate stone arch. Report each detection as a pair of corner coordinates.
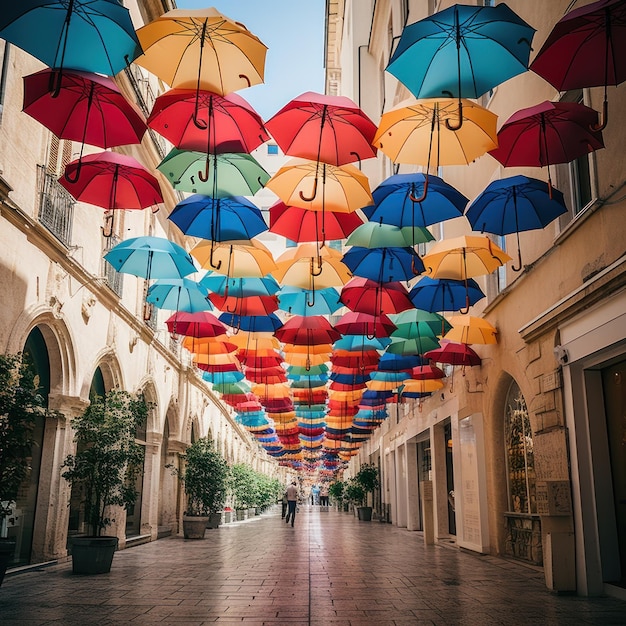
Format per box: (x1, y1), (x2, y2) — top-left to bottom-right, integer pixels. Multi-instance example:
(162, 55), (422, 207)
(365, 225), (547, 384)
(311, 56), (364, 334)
(79, 348), (124, 400)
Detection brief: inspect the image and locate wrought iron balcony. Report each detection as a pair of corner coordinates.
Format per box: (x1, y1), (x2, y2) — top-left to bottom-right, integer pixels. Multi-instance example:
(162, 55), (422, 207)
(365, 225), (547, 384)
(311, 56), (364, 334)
(37, 165), (75, 246)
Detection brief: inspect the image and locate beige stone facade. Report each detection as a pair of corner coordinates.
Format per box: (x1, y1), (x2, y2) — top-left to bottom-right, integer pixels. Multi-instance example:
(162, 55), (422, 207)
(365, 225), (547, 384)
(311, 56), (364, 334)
(328, 0), (626, 597)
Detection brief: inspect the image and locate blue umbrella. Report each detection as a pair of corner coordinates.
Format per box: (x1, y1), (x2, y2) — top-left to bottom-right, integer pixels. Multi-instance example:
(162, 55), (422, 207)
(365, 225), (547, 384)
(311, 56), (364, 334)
(200, 272), (280, 297)
(409, 276), (485, 313)
(333, 335), (390, 351)
(168, 194), (268, 242)
(0, 0), (142, 79)
(465, 175), (568, 271)
(104, 236), (197, 280)
(342, 246), (424, 282)
(378, 353), (424, 371)
(287, 364), (329, 376)
(146, 278), (212, 313)
(218, 312), (283, 333)
(202, 370), (244, 385)
(387, 3), (535, 128)
(278, 286), (342, 316)
(329, 372), (371, 385)
(363, 174), (468, 228)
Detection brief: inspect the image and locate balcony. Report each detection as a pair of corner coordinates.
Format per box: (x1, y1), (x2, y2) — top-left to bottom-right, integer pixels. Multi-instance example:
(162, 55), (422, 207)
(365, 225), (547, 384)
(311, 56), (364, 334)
(37, 165), (75, 246)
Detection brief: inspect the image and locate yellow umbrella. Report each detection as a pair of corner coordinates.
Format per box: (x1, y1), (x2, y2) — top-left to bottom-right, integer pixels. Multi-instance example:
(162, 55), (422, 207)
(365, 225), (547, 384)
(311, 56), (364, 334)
(366, 379), (401, 392)
(191, 240), (277, 277)
(252, 383), (292, 399)
(228, 333), (281, 350)
(266, 158), (373, 213)
(281, 343), (333, 355)
(401, 378), (445, 394)
(282, 352), (328, 367)
(444, 315), (498, 345)
(135, 8), (267, 95)
(273, 243), (351, 289)
(193, 352), (240, 366)
(183, 336), (237, 353)
(373, 97), (498, 166)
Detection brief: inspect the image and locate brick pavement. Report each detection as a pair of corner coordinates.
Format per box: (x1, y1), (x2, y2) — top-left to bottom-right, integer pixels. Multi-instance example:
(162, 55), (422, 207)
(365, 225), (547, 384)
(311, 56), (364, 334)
(2, 505), (626, 625)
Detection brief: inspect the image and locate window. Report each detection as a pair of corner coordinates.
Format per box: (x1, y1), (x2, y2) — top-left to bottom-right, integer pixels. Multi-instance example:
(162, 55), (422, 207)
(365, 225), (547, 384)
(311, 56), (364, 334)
(267, 143), (279, 156)
(504, 380), (536, 515)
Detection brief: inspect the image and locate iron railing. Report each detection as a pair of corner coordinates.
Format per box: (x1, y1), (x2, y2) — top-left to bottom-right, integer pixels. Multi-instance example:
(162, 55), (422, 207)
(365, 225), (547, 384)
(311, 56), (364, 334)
(37, 165), (75, 246)
(102, 235), (123, 297)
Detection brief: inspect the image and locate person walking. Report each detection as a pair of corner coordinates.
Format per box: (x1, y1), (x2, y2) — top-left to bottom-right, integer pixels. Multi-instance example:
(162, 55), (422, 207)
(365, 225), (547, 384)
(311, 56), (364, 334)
(281, 489), (288, 519)
(285, 481), (298, 527)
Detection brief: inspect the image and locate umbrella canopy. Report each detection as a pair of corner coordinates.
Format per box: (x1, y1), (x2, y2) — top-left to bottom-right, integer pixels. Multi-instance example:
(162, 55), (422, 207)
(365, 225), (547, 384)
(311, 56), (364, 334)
(182, 336), (237, 354)
(0, 0), (142, 76)
(104, 236), (196, 280)
(265, 91), (377, 166)
(334, 311), (397, 338)
(200, 273), (280, 297)
(342, 246), (424, 282)
(191, 240), (277, 276)
(165, 311), (226, 338)
(135, 8), (267, 94)
(266, 159), (373, 213)
(411, 364), (446, 380)
(277, 286), (342, 316)
(147, 88), (268, 152)
(146, 278), (212, 312)
(409, 277), (485, 313)
(219, 312), (283, 333)
(269, 201), (363, 242)
(386, 336), (441, 355)
(334, 335), (389, 351)
(168, 194), (268, 242)
(209, 293), (278, 316)
(157, 149), (270, 197)
(364, 173), (468, 228)
(273, 244), (351, 290)
(445, 315), (498, 345)
(401, 378), (445, 394)
(390, 309), (451, 338)
(387, 3), (535, 99)
(424, 341), (482, 367)
(275, 315), (342, 346)
(379, 353), (425, 372)
(529, 0), (626, 130)
(465, 175), (568, 270)
(60, 152), (163, 209)
(23, 69), (146, 149)
(282, 343), (333, 355)
(346, 221), (433, 248)
(340, 277), (413, 315)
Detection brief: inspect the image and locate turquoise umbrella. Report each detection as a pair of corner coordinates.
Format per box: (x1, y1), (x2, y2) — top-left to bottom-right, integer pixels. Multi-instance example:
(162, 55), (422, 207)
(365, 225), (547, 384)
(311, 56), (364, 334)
(200, 272), (280, 297)
(146, 278), (212, 313)
(278, 286), (342, 316)
(202, 370), (244, 384)
(386, 336), (440, 355)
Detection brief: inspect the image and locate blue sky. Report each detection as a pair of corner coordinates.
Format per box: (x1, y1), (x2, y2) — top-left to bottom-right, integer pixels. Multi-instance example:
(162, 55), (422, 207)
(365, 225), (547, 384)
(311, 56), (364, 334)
(176, 1), (326, 120)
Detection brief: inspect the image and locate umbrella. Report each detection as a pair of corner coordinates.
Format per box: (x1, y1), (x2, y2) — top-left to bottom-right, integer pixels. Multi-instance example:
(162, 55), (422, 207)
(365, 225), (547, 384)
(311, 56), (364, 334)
(104, 235), (196, 281)
(157, 149), (269, 197)
(387, 3), (535, 128)
(409, 276), (485, 313)
(390, 309), (452, 338)
(135, 8), (266, 95)
(379, 353), (425, 372)
(401, 378), (445, 395)
(386, 336), (441, 355)
(488, 101), (604, 196)
(147, 88), (268, 151)
(529, 0), (626, 130)
(444, 315), (498, 345)
(363, 173), (468, 228)
(208, 293), (278, 316)
(191, 240), (277, 276)
(424, 340), (482, 367)
(218, 312), (283, 333)
(465, 175), (568, 270)
(334, 311), (397, 339)
(182, 336), (237, 354)
(0, 0), (142, 78)
(340, 277), (413, 315)
(346, 221), (433, 248)
(200, 273), (280, 297)
(165, 311), (226, 338)
(269, 201), (363, 242)
(411, 364), (446, 380)
(275, 315), (342, 346)
(277, 286), (342, 316)
(282, 343), (333, 355)
(334, 334), (390, 351)
(146, 278), (212, 313)
(168, 194), (268, 242)
(265, 91), (377, 166)
(342, 246), (424, 282)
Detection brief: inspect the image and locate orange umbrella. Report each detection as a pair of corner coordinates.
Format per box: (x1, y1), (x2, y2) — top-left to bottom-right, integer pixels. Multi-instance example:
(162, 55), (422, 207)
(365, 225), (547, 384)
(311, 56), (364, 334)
(191, 239), (277, 276)
(444, 315), (498, 345)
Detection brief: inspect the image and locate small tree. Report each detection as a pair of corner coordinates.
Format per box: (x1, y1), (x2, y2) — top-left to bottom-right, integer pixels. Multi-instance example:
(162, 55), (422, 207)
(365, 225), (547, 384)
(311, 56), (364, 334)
(343, 478), (365, 507)
(356, 463), (379, 506)
(171, 437), (229, 516)
(61, 390), (147, 537)
(229, 463), (258, 510)
(328, 480), (344, 504)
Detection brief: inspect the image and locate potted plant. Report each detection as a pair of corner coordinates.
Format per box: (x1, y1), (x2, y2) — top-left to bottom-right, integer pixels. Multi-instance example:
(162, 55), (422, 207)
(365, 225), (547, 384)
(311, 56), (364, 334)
(355, 463), (380, 521)
(0, 353), (54, 586)
(61, 389), (147, 574)
(343, 478), (365, 516)
(328, 480), (344, 510)
(169, 437), (230, 538)
(230, 463), (257, 520)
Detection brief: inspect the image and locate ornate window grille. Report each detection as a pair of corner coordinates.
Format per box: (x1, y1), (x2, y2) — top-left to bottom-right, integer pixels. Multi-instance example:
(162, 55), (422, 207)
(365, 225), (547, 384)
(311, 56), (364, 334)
(37, 165), (75, 246)
(102, 235), (123, 297)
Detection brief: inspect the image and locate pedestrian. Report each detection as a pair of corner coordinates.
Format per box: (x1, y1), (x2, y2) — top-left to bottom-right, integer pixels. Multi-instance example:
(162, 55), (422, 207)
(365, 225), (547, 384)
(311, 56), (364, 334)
(285, 481), (298, 527)
(281, 489), (288, 519)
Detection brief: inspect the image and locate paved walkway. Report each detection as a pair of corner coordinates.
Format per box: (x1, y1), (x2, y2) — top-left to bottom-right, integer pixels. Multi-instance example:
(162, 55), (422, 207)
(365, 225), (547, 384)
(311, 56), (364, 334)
(2, 506), (626, 625)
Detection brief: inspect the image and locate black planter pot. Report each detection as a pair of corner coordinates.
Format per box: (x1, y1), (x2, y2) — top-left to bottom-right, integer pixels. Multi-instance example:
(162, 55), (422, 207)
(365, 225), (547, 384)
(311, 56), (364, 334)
(207, 512), (222, 529)
(70, 536), (118, 575)
(357, 506), (373, 521)
(0, 539), (16, 586)
(182, 515), (209, 539)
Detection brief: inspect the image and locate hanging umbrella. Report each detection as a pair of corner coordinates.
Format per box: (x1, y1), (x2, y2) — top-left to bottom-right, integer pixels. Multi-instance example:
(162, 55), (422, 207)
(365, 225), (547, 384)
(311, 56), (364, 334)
(282, 343), (333, 356)
(146, 278), (212, 313)
(409, 276), (485, 313)
(379, 353), (425, 372)
(269, 201), (363, 242)
(277, 286), (342, 316)
(340, 277), (413, 316)
(168, 194), (268, 242)
(346, 221), (433, 248)
(529, 0), (626, 130)
(165, 311), (226, 338)
(104, 235), (196, 281)
(342, 245), (424, 282)
(200, 273), (280, 297)
(424, 340), (482, 367)
(0, 0), (142, 79)
(390, 309), (452, 338)
(411, 364), (446, 380)
(363, 173), (468, 228)
(218, 312), (283, 333)
(157, 149), (269, 197)
(191, 240), (277, 276)
(202, 370), (245, 385)
(334, 311), (397, 339)
(387, 3), (535, 127)
(147, 88), (268, 151)
(135, 8), (266, 95)
(209, 293), (278, 316)
(182, 336), (237, 354)
(334, 335), (389, 351)
(401, 378), (445, 395)
(386, 336), (441, 355)
(444, 315), (498, 345)
(488, 101), (604, 196)
(275, 315), (342, 346)
(265, 91), (377, 166)
(465, 175), (568, 271)
(229, 333), (281, 350)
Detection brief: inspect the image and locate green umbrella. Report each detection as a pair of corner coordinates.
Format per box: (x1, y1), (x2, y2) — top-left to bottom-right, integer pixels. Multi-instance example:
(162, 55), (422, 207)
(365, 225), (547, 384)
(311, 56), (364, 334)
(390, 309), (452, 338)
(346, 221), (433, 248)
(212, 381), (251, 395)
(386, 335), (441, 355)
(157, 149), (270, 197)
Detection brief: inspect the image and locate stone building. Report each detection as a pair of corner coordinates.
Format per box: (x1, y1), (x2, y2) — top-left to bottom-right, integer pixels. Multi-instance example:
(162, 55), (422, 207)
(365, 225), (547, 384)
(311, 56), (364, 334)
(328, 0), (626, 597)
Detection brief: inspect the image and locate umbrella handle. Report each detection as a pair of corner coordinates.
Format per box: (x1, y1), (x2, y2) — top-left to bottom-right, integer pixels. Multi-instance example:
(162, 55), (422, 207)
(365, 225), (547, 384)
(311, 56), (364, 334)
(306, 358), (311, 372)
(459, 294), (470, 315)
(48, 69), (64, 99)
(409, 175), (428, 202)
(411, 256), (422, 276)
(102, 211), (114, 238)
(64, 158), (83, 183)
(143, 302), (153, 321)
(444, 100), (463, 131)
(310, 257), (323, 277)
(299, 177), (318, 201)
(209, 245), (222, 270)
(198, 158), (210, 183)
(590, 98), (608, 132)
(307, 289), (316, 307)
(511, 231), (523, 272)
(239, 74), (251, 87)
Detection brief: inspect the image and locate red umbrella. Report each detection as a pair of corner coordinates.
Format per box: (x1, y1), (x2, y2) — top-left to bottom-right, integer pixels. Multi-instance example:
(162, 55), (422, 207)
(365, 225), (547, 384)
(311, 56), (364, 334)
(165, 311), (226, 337)
(269, 201), (363, 242)
(23, 69), (146, 151)
(330, 352), (381, 368)
(410, 364), (446, 379)
(208, 293), (279, 316)
(245, 368), (288, 384)
(489, 101), (604, 195)
(239, 355), (285, 369)
(275, 315), (342, 345)
(340, 277), (414, 315)
(266, 91), (377, 166)
(334, 311), (397, 338)
(529, 0), (626, 131)
(147, 88), (269, 152)
(424, 341), (481, 367)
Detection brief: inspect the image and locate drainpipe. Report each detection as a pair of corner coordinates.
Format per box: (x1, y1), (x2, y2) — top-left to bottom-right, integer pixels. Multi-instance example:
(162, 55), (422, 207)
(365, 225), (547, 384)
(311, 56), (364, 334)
(0, 43), (10, 124)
